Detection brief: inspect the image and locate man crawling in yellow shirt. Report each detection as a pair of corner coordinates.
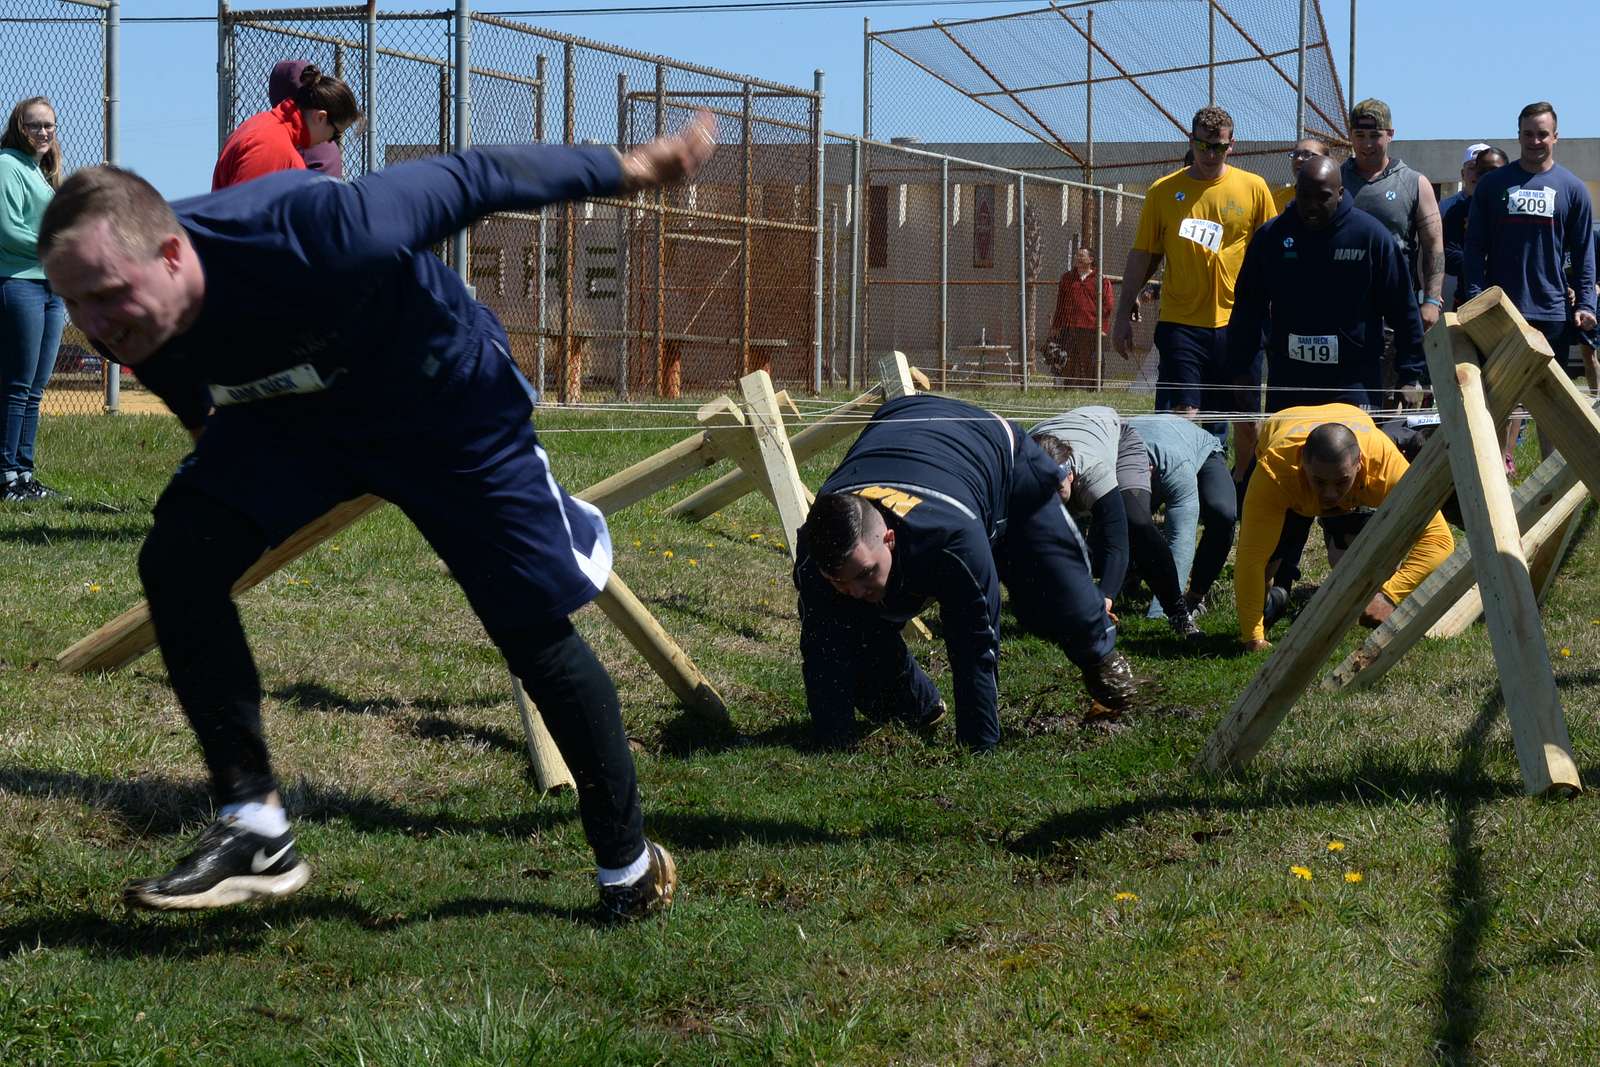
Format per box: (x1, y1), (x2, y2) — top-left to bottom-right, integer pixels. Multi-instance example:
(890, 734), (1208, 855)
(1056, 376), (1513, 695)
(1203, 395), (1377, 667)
(1235, 404), (1454, 651)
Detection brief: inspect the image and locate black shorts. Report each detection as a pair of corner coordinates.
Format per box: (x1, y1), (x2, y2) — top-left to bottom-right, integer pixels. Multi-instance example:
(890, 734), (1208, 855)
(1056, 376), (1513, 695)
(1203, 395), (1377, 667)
(1154, 321), (1262, 415)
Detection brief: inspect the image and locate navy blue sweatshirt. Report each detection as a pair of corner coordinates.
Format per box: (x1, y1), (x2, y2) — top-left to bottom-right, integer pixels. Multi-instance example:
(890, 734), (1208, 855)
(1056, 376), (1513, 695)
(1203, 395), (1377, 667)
(124, 145), (624, 428)
(794, 395), (1063, 741)
(1227, 193), (1425, 395)
(1463, 161), (1596, 323)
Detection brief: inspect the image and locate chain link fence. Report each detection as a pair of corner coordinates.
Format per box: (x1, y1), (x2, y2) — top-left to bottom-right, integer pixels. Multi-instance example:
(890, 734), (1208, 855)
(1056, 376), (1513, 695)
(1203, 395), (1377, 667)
(4, 0), (112, 416)
(222, 5), (822, 404)
(824, 134), (1152, 396)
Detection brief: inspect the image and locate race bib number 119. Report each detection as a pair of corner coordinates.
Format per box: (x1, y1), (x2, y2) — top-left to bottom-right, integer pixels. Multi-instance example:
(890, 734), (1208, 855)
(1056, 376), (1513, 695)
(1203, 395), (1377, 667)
(1178, 217), (1224, 253)
(1507, 186), (1557, 219)
(1287, 333), (1338, 364)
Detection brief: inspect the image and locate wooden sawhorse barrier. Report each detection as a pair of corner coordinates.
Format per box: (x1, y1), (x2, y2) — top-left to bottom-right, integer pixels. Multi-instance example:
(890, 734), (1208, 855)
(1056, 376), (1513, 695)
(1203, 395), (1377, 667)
(1199, 289), (1599, 796)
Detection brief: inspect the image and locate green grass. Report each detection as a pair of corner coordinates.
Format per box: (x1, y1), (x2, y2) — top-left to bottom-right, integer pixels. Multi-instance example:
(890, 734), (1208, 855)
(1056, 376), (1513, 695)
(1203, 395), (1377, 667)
(4, 394), (1600, 1065)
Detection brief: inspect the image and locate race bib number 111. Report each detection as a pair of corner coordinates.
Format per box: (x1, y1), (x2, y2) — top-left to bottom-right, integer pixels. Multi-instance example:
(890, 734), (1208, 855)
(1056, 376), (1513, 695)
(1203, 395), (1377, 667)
(1178, 217), (1224, 253)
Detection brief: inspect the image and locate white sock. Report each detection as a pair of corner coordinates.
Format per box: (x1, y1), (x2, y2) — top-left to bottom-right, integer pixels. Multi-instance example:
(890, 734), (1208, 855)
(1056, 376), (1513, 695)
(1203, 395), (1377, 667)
(220, 800), (290, 838)
(596, 846), (650, 887)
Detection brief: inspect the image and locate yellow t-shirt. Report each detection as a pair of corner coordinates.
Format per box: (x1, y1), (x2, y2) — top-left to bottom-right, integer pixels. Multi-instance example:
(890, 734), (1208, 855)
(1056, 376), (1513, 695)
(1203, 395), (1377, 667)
(1234, 404), (1454, 644)
(1133, 165), (1274, 328)
(1272, 184), (1295, 214)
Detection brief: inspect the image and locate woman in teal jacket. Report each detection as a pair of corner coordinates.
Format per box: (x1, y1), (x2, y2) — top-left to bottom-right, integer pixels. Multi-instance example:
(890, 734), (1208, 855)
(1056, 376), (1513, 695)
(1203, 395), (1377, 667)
(0, 96), (65, 501)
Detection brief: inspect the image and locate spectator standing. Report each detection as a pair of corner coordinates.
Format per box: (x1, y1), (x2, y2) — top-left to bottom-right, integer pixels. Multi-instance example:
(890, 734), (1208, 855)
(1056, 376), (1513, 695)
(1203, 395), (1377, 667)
(1341, 98), (1446, 400)
(1464, 101), (1597, 465)
(1110, 105), (1274, 463)
(0, 96), (66, 502)
(1439, 142), (1495, 309)
(268, 60), (344, 178)
(1271, 137), (1329, 215)
(213, 64), (361, 190)
(1045, 247), (1113, 387)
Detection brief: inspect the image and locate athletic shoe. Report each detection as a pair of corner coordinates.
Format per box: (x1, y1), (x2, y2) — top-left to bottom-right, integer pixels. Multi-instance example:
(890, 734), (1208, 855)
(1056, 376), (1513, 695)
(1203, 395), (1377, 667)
(1079, 651), (1137, 711)
(1167, 607), (1203, 640)
(1183, 592), (1209, 619)
(1, 478), (27, 503)
(124, 816), (311, 910)
(21, 477), (58, 500)
(1262, 585), (1291, 631)
(906, 699), (947, 735)
(598, 840), (677, 922)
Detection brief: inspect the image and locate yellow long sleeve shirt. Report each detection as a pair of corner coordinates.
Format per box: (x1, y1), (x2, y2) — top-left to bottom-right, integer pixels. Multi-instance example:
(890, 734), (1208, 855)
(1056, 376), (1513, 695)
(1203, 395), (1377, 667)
(1235, 404), (1454, 643)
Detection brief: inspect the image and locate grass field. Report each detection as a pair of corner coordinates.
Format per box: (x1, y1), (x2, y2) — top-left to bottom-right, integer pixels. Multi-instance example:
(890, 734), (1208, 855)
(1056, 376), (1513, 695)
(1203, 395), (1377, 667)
(4, 393), (1600, 1065)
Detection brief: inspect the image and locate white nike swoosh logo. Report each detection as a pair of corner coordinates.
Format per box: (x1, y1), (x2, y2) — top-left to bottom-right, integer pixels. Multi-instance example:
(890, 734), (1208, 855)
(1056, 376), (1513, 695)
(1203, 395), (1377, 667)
(251, 842), (294, 873)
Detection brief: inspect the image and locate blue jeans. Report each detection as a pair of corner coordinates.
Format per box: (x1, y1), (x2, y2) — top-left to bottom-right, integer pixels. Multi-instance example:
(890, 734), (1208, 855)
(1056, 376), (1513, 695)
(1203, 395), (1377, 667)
(0, 276), (67, 479)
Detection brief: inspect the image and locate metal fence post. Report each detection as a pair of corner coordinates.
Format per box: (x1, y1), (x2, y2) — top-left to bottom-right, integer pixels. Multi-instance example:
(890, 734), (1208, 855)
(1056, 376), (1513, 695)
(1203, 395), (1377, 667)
(829, 201), (839, 381)
(104, 0), (120, 412)
(847, 138), (861, 389)
(1295, 0), (1308, 141)
(740, 82), (753, 375)
(1017, 173), (1028, 392)
(363, 0), (377, 177)
(561, 40), (576, 403)
(1095, 188), (1106, 391)
(653, 62), (667, 397)
(616, 71), (630, 401)
(535, 54), (547, 401)
(216, 0), (232, 153)
(452, 0), (471, 282)
(939, 157), (949, 391)
(811, 69), (825, 395)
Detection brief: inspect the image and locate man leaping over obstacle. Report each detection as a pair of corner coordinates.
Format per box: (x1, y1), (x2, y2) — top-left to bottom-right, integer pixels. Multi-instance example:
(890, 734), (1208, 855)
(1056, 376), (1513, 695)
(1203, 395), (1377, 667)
(794, 394), (1140, 751)
(1235, 404), (1454, 652)
(38, 110), (718, 920)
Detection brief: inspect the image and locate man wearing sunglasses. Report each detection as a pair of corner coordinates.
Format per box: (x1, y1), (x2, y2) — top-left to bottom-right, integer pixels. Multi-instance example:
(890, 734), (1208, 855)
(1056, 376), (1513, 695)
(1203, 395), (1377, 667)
(1111, 105), (1274, 475)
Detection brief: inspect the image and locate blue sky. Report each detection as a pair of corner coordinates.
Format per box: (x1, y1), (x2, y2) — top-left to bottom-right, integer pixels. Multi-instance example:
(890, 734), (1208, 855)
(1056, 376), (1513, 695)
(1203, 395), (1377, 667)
(102, 1), (1600, 199)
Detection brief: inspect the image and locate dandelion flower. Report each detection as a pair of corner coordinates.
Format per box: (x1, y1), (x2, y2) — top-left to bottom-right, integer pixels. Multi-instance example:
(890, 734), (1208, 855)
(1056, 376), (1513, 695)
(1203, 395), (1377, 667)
(749, 533), (763, 540)
(1327, 841), (1345, 852)
(88, 583), (102, 593)
(1561, 647), (1572, 657)
(1290, 865), (1312, 881)
(688, 559), (698, 566)
(633, 540), (642, 547)
(1114, 891), (1139, 902)
(663, 550), (674, 559)
(1344, 871), (1363, 884)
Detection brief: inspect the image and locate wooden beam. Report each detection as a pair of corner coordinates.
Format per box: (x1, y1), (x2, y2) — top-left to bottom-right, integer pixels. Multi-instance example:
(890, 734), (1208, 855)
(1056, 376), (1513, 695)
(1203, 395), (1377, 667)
(593, 571), (730, 725)
(1426, 324), (1579, 795)
(665, 362), (931, 524)
(576, 430), (724, 515)
(1521, 359), (1600, 504)
(56, 494), (386, 674)
(739, 369), (814, 556)
(1196, 305), (1552, 774)
(1529, 502), (1588, 605)
(510, 675), (576, 793)
(1325, 449), (1585, 689)
(880, 350), (916, 399)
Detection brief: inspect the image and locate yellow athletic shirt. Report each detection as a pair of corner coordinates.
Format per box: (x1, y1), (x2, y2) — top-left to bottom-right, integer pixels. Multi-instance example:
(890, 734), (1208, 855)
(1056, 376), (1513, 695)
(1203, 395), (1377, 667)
(1272, 184), (1295, 214)
(1133, 165), (1274, 328)
(1234, 404), (1454, 644)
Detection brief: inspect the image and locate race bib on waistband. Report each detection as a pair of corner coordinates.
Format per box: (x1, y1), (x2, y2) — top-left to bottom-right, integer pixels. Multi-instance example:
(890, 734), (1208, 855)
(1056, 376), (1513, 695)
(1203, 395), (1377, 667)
(1178, 217), (1224, 253)
(1287, 333), (1339, 365)
(209, 363), (334, 407)
(1507, 185), (1556, 219)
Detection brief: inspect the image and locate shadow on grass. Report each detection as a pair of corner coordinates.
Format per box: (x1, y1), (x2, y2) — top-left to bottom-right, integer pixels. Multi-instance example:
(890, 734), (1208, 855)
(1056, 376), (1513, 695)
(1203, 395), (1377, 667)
(0, 519), (151, 544)
(270, 681), (504, 716)
(0, 891), (610, 961)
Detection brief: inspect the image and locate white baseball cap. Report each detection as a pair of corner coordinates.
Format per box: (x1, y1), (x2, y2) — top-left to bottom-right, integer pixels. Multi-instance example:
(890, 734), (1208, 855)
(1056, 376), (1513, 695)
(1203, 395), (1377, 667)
(1460, 142), (1492, 166)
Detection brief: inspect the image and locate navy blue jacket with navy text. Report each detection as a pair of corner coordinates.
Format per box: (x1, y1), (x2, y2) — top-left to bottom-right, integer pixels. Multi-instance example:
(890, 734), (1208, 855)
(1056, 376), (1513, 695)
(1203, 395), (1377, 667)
(1226, 192), (1425, 400)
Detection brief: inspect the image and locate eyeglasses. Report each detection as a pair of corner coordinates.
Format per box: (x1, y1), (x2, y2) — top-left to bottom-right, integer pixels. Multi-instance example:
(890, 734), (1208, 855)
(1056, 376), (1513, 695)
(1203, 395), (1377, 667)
(21, 122), (55, 133)
(1288, 149), (1324, 161)
(1191, 137), (1232, 155)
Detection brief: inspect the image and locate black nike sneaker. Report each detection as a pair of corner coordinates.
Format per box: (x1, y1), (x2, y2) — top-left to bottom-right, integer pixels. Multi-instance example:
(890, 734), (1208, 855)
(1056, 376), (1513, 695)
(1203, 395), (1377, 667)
(598, 840), (677, 922)
(125, 816), (311, 910)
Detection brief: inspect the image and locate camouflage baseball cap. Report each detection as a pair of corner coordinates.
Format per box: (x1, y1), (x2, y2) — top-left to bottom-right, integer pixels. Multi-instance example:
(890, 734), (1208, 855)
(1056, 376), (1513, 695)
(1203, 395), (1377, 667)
(1349, 98), (1392, 130)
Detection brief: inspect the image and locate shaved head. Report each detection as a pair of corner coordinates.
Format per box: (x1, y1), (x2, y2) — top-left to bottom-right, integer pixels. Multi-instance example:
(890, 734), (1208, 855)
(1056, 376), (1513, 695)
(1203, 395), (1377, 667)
(1305, 422), (1359, 465)
(1295, 155), (1342, 229)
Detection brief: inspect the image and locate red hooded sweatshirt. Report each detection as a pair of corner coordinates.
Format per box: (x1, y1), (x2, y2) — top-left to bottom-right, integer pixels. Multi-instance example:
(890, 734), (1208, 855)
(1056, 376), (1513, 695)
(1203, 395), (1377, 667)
(212, 99), (310, 190)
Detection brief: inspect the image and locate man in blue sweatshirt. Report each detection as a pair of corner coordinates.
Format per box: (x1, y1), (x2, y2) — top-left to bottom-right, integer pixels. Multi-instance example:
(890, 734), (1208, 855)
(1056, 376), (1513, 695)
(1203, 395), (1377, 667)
(37, 114), (717, 920)
(794, 395), (1137, 752)
(1227, 154), (1425, 412)
(1463, 101), (1597, 351)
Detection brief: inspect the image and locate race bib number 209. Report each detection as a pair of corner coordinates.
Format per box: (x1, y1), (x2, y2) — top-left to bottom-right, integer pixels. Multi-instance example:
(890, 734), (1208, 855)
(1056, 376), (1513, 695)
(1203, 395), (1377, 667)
(1177, 217), (1224, 253)
(1507, 185), (1557, 219)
